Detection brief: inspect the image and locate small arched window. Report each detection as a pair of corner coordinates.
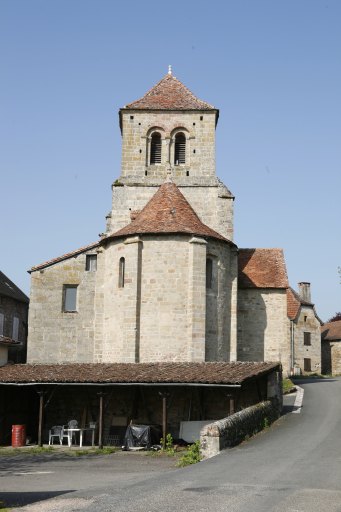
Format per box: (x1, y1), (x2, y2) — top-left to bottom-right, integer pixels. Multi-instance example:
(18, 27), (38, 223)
(119, 257), (125, 288)
(174, 132), (186, 165)
(150, 132), (162, 164)
(206, 258), (213, 289)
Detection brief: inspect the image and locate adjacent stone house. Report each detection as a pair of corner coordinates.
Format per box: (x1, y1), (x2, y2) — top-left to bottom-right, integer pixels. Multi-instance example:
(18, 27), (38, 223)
(0, 271), (29, 364)
(321, 320), (341, 375)
(287, 283), (322, 374)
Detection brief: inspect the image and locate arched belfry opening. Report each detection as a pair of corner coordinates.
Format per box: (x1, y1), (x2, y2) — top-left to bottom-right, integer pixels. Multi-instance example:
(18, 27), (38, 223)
(174, 132), (186, 165)
(150, 132), (162, 164)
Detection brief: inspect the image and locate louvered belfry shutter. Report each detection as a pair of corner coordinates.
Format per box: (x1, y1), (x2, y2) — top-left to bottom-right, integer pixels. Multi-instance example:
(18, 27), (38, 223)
(150, 133), (162, 164)
(174, 133), (186, 165)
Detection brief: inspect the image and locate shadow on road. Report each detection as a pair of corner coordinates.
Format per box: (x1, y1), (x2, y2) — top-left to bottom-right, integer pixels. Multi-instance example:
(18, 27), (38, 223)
(0, 490), (74, 507)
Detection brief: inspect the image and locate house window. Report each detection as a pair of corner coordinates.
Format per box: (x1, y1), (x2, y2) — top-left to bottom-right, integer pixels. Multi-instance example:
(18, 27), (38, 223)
(304, 358), (311, 372)
(0, 313), (4, 336)
(174, 132), (186, 165)
(63, 285), (78, 312)
(206, 258), (213, 289)
(86, 254), (97, 271)
(304, 332), (311, 346)
(12, 316), (19, 341)
(150, 132), (161, 164)
(119, 257), (125, 288)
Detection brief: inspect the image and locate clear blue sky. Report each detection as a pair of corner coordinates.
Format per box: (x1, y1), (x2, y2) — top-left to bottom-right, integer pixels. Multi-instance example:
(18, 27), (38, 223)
(1, 0), (340, 321)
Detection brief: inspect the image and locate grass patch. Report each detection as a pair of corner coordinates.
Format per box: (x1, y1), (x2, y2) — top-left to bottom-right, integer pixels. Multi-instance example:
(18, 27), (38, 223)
(0, 500), (10, 511)
(0, 446), (55, 456)
(0, 446), (118, 457)
(282, 378), (296, 394)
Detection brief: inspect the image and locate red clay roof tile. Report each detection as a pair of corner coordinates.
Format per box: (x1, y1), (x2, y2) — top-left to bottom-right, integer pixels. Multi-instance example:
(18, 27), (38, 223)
(0, 362), (280, 385)
(238, 249), (289, 289)
(108, 181), (231, 243)
(321, 320), (341, 341)
(124, 73), (216, 111)
(30, 241), (101, 272)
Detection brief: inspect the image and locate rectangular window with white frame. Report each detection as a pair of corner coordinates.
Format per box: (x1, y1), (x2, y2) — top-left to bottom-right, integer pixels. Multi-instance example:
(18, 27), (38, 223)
(85, 254), (97, 271)
(63, 285), (78, 312)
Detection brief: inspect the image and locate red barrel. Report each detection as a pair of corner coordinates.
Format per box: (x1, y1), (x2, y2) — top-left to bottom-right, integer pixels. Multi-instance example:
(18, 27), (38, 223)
(11, 425), (26, 447)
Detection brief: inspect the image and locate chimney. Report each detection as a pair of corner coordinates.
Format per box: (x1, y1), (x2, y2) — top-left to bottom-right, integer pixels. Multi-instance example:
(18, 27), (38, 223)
(298, 282), (311, 303)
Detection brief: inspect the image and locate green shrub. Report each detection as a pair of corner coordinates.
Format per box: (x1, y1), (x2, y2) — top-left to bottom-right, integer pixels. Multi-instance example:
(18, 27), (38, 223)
(177, 440), (201, 467)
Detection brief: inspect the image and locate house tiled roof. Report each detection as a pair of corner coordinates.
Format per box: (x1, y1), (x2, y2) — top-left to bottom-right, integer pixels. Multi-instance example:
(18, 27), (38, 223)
(30, 241), (101, 273)
(0, 335), (21, 347)
(238, 249), (289, 289)
(0, 362), (280, 385)
(0, 272), (29, 303)
(321, 320), (341, 341)
(108, 181), (232, 243)
(124, 73), (216, 111)
(287, 287), (313, 320)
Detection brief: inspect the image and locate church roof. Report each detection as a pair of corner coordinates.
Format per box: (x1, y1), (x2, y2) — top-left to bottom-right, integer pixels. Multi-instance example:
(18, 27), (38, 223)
(108, 181), (231, 243)
(321, 320), (341, 341)
(0, 361), (280, 385)
(123, 72), (216, 111)
(238, 249), (289, 289)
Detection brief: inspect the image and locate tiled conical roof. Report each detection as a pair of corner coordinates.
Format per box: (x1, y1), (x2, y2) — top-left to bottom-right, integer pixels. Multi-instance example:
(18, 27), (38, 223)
(108, 181), (230, 242)
(124, 73), (216, 111)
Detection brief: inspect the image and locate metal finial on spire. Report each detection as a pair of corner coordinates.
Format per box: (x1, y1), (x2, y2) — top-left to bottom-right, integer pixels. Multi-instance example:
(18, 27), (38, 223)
(168, 64), (172, 75)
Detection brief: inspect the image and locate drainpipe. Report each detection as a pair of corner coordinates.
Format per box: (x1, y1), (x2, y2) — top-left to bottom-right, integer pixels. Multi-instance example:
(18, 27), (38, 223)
(290, 320), (295, 373)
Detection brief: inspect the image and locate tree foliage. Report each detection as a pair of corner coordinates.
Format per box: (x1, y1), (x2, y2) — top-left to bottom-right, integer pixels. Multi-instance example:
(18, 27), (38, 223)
(328, 312), (341, 323)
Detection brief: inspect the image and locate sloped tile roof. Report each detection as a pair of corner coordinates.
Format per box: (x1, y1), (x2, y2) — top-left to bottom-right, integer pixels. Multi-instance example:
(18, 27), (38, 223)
(238, 249), (289, 289)
(287, 287), (314, 320)
(124, 73), (216, 111)
(321, 320), (341, 341)
(30, 241), (101, 272)
(0, 272), (29, 303)
(108, 181), (232, 243)
(0, 362), (280, 385)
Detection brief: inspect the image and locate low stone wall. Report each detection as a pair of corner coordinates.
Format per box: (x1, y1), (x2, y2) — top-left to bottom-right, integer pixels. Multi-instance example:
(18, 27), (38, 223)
(200, 400), (280, 459)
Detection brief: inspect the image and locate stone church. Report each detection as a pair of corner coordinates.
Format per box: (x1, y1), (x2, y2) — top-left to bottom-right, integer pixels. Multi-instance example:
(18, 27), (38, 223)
(26, 69), (320, 376)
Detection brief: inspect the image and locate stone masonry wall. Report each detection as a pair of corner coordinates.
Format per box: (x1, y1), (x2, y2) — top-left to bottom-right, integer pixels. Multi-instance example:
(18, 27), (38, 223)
(120, 110), (216, 179)
(205, 240), (235, 362)
(0, 295), (28, 363)
(27, 250), (98, 363)
(237, 289), (289, 374)
(291, 305), (321, 374)
(200, 399), (280, 459)
(322, 341), (341, 375)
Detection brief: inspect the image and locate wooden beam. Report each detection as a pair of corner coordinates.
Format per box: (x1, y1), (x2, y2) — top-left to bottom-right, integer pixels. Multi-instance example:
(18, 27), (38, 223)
(37, 390), (45, 447)
(97, 392), (105, 449)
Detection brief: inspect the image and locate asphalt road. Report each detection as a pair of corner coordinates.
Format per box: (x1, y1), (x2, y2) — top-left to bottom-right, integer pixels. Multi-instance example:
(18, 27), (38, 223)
(2, 377), (341, 512)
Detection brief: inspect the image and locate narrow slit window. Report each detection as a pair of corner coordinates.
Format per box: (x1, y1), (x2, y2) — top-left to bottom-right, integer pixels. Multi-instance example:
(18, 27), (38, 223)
(206, 258), (213, 289)
(0, 312), (4, 336)
(12, 316), (19, 341)
(150, 133), (161, 164)
(174, 133), (186, 165)
(119, 257), (125, 288)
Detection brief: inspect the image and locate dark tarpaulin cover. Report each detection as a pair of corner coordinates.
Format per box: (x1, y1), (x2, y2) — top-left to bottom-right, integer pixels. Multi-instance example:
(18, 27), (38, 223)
(123, 424), (162, 450)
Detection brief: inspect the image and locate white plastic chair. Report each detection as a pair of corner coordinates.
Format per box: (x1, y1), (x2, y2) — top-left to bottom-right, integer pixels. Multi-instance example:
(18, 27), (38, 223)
(48, 425), (64, 445)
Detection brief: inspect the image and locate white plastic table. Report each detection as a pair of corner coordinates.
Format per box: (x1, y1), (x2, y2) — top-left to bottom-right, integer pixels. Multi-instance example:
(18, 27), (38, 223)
(64, 427), (95, 447)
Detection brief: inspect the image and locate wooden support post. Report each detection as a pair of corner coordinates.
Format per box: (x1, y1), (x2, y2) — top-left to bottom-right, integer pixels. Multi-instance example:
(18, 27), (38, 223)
(226, 394), (235, 416)
(97, 392), (105, 449)
(37, 390), (45, 447)
(159, 392), (169, 449)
